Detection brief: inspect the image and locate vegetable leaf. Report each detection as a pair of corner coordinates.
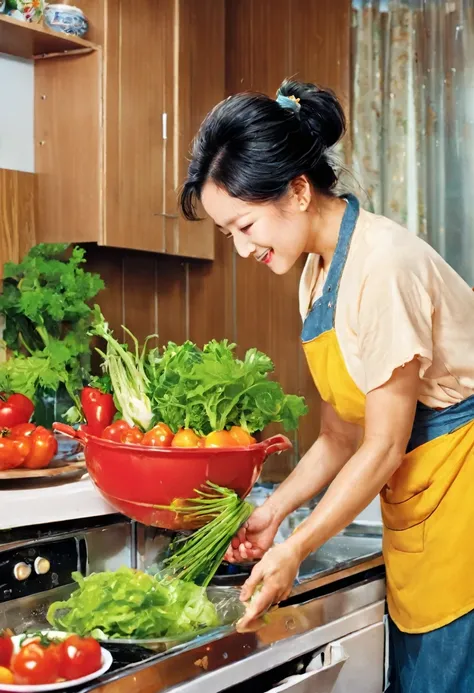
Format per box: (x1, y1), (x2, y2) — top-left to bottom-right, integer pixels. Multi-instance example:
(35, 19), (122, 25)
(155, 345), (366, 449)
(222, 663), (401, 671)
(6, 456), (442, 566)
(147, 339), (307, 435)
(46, 567), (220, 639)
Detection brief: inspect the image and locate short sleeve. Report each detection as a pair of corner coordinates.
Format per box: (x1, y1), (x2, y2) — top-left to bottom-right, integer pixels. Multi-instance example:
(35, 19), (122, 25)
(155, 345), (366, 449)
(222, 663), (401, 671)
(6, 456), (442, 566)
(357, 261), (434, 393)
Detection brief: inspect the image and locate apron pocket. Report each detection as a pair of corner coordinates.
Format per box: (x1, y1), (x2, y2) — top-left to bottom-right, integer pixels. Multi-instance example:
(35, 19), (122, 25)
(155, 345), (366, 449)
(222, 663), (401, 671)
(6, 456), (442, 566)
(385, 521), (425, 554)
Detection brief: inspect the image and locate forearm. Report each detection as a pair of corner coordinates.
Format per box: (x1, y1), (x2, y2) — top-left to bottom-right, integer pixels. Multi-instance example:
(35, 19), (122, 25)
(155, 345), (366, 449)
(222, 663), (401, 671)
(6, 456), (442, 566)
(287, 439), (402, 559)
(264, 432), (357, 524)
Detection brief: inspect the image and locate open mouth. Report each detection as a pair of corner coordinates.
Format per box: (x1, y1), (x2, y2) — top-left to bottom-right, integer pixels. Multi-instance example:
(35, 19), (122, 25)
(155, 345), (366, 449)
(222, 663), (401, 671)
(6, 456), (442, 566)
(255, 249), (273, 265)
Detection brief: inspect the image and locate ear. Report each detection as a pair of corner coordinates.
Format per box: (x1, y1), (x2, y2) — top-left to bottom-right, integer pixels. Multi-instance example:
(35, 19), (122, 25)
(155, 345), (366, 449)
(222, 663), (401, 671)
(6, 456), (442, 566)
(289, 176), (312, 211)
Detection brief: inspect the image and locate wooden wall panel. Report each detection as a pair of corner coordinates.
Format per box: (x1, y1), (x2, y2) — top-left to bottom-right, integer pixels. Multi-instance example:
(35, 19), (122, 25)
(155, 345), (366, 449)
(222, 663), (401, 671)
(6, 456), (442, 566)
(155, 256), (188, 346)
(290, 0), (351, 109)
(0, 169), (36, 280)
(187, 234), (234, 346)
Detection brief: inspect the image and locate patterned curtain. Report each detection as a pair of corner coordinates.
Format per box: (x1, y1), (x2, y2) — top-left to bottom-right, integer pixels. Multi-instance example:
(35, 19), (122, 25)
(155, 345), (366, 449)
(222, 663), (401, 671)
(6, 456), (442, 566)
(352, 0), (474, 285)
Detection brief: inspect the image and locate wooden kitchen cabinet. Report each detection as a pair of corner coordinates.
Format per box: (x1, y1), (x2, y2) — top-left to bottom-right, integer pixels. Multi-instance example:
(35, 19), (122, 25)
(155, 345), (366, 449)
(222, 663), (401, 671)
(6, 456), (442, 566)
(35, 0), (224, 259)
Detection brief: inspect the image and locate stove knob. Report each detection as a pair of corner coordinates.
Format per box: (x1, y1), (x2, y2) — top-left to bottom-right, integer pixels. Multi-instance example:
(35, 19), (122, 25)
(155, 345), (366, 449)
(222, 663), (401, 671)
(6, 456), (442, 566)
(13, 562), (31, 581)
(34, 557), (51, 575)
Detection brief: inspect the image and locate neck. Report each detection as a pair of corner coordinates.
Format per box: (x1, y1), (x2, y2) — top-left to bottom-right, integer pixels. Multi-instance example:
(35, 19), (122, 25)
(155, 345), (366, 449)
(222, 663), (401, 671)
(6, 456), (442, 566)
(305, 194), (347, 266)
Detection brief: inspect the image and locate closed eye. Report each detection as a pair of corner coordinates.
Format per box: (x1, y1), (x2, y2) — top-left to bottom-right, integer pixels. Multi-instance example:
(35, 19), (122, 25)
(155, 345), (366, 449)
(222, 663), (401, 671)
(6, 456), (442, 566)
(240, 224), (252, 234)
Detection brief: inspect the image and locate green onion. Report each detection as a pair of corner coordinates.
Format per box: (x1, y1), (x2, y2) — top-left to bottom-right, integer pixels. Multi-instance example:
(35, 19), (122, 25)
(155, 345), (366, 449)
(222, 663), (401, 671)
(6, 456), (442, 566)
(92, 308), (154, 431)
(159, 482), (253, 587)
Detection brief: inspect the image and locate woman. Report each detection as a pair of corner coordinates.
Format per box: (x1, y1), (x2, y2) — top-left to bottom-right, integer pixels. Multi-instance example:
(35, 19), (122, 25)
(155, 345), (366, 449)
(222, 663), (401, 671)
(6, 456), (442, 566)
(178, 79), (474, 692)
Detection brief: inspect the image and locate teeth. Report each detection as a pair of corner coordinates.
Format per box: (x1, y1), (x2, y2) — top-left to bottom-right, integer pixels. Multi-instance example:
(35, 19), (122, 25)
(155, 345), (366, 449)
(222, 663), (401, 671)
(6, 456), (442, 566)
(256, 250), (270, 262)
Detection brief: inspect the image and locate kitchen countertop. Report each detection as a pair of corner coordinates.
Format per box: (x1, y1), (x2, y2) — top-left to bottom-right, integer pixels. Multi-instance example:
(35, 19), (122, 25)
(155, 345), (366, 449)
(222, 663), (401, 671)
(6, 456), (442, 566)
(0, 475), (115, 530)
(77, 536), (385, 693)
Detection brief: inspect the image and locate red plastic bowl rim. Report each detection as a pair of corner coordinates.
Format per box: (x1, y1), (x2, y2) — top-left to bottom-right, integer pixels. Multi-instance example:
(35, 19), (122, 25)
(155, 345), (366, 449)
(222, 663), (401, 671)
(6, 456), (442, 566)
(53, 423), (291, 455)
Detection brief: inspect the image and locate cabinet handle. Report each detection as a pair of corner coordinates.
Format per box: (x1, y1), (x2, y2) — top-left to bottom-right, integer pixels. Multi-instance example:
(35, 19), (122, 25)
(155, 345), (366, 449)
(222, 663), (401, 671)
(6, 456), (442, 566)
(155, 213), (178, 219)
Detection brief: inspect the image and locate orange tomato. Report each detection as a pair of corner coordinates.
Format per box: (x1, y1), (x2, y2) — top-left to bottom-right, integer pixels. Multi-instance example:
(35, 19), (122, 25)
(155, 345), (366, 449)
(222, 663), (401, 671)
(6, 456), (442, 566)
(228, 426), (256, 446)
(204, 431), (239, 448)
(121, 427), (144, 445)
(0, 666), (13, 684)
(171, 428), (202, 448)
(142, 423), (174, 447)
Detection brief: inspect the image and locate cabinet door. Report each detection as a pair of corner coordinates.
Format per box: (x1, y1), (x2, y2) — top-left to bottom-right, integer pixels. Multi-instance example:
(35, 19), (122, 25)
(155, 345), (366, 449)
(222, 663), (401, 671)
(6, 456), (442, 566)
(103, 0), (170, 253)
(162, 0), (225, 260)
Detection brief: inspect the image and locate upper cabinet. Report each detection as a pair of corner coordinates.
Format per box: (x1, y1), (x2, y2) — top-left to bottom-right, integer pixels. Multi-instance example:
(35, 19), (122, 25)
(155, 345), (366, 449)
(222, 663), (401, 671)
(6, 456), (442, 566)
(33, 0), (224, 259)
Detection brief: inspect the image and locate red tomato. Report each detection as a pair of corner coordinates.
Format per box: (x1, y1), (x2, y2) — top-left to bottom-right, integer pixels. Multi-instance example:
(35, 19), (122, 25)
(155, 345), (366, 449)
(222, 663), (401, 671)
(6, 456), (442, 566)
(0, 439), (22, 471)
(21, 426), (58, 470)
(58, 635), (102, 681)
(102, 420), (131, 442)
(228, 426), (256, 446)
(171, 428), (202, 447)
(0, 666), (13, 684)
(11, 642), (59, 685)
(0, 393), (34, 429)
(10, 423), (36, 437)
(121, 427), (144, 445)
(142, 423), (174, 447)
(204, 431), (239, 448)
(0, 636), (13, 668)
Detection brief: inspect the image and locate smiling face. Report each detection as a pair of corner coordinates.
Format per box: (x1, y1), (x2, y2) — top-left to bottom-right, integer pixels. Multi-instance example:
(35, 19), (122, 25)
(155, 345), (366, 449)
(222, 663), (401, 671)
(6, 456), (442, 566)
(201, 178), (313, 275)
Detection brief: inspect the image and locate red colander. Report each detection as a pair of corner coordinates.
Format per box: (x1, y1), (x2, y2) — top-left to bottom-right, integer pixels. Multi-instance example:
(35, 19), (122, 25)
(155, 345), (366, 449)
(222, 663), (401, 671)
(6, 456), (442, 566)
(53, 424), (292, 530)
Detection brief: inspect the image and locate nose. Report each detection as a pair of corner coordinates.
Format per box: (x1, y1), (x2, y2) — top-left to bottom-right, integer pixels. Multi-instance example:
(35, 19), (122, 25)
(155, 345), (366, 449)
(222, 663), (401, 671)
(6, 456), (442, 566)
(232, 231), (256, 258)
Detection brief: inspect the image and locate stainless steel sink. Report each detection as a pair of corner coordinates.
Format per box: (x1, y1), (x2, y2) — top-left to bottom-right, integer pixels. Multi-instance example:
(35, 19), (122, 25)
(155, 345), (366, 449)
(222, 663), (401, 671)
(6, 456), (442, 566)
(298, 524), (383, 583)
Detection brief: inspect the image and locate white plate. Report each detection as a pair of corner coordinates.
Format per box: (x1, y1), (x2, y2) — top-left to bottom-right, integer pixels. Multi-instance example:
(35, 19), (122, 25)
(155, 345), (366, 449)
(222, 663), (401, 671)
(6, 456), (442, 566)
(0, 631), (112, 692)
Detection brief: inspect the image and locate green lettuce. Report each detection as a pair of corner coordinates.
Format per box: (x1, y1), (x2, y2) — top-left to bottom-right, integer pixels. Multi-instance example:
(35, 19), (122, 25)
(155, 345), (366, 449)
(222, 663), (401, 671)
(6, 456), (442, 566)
(147, 339), (307, 435)
(46, 567), (220, 640)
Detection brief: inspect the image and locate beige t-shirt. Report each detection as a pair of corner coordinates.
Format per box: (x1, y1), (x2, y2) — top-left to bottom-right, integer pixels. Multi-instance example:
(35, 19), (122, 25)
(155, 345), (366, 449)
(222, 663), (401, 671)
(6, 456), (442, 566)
(299, 207), (474, 408)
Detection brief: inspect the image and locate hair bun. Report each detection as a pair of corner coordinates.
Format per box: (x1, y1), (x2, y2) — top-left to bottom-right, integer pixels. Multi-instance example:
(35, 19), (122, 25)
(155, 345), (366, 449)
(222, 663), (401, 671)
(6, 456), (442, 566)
(277, 78), (346, 150)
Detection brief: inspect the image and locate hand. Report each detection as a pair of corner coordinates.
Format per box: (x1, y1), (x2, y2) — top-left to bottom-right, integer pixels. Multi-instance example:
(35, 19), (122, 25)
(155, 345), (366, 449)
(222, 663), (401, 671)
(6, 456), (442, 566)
(224, 504), (280, 563)
(236, 541), (302, 630)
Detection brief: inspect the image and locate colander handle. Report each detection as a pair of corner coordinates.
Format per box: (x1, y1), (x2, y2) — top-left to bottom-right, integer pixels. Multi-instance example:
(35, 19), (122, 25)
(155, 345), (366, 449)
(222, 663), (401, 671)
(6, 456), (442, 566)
(262, 434), (293, 457)
(53, 423), (88, 444)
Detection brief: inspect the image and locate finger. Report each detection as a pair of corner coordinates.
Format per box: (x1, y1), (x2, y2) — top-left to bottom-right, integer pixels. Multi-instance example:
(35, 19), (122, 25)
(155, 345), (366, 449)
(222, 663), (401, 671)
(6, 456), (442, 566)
(231, 536), (240, 549)
(237, 527), (248, 544)
(245, 547), (265, 560)
(238, 544), (250, 561)
(241, 583), (276, 623)
(240, 563), (263, 602)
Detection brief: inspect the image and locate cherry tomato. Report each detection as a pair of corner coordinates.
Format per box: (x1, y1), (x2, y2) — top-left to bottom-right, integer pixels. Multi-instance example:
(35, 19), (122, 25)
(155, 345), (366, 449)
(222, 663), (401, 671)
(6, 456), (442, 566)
(58, 635), (102, 681)
(21, 426), (58, 470)
(171, 428), (202, 447)
(121, 427), (144, 445)
(0, 636), (13, 668)
(204, 431), (239, 448)
(11, 642), (59, 685)
(142, 423), (174, 447)
(0, 666), (13, 684)
(228, 426), (256, 446)
(102, 420), (131, 442)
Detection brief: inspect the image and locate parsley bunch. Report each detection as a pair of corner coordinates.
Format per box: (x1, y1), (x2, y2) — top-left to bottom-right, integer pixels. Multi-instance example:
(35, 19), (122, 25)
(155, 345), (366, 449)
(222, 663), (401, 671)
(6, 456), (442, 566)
(0, 244), (104, 411)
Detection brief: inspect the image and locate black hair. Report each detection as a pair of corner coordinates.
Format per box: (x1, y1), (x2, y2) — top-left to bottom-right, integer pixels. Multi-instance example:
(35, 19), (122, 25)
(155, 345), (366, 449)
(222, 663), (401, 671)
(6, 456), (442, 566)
(179, 78), (346, 221)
